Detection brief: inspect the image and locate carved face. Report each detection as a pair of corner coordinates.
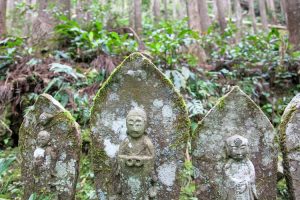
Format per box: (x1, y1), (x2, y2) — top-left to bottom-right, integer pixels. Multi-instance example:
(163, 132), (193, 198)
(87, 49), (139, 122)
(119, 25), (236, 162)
(226, 135), (249, 161)
(37, 131), (51, 147)
(126, 115), (146, 138)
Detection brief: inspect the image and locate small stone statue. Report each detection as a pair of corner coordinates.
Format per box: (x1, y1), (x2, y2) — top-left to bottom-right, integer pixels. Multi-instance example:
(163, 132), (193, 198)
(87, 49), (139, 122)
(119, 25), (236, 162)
(223, 135), (258, 200)
(33, 130), (57, 192)
(117, 107), (157, 199)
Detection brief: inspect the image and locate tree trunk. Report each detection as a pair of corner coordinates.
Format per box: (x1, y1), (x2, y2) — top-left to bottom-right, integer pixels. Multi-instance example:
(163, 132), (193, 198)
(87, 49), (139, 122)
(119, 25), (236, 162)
(216, 0), (227, 33)
(129, 0), (135, 28)
(234, 0), (243, 42)
(259, 0), (268, 30)
(198, 0), (211, 32)
(266, 0), (277, 23)
(286, 0), (300, 50)
(186, 0), (207, 64)
(249, 0), (257, 33)
(173, 0), (177, 19)
(280, 0), (287, 24)
(0, 0), (7, 36)
(187, 0), (202, 33)
(23, 0), (33, 36)
(153, 0), (160, 23)
(212, 0), (218, 21)
(58, 0), (71, 19)
(178, 0), (186, 19)
(226, 0), (232, 18)
(134, 0), (142, 35)
(163, 0), (168, 20)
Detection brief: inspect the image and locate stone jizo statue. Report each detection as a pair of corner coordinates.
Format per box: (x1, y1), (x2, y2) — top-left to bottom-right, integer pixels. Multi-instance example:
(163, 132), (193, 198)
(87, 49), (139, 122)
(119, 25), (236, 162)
(33, 130), (57, 194)
(223, 135), (258, 200)
(117, 107), (157, 199)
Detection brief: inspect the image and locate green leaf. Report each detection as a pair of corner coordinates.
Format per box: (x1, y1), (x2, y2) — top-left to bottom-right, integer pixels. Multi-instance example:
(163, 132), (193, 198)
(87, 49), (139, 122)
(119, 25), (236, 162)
(49, 63), (85, 80)
(0, 156), (16, 176)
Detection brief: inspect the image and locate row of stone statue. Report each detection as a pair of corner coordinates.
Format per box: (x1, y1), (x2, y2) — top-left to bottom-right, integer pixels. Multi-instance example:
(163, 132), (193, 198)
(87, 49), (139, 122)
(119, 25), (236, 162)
(19, 53), (300, 200)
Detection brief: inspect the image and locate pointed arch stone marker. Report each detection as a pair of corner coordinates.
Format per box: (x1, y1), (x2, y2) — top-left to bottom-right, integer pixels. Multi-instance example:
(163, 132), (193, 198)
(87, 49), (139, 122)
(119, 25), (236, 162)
(19, 94), (81, 200)
(90, 53), (190, 199)
(192, 86), (277, 199)
(280, 93), (300, 200)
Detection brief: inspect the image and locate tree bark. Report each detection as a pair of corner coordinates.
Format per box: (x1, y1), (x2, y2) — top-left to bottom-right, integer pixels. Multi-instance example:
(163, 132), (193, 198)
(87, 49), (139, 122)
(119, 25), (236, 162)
(163, 0), (168, 20)
(186, 0), (207, 64)
(178, 0), (186, 19)
(266, 0), (277, 23)
(0, 0), (7, 36)
(129, 0), (135, 28)
(259, 0), (268, 30)
(187, 0), (202, 33)
(58, 0), (71, 19)
(286, 0), (300, 50)
(198, 0), (211, 32)
(216, 0), (227, 33)
(249, 0), (257, 33)
(234, 0), (243, 42)
(212, 0), (218, 21)
(153, 0), (160, 23)
(134, 0), (142, 35)
(23, 0), (33, 36)
(226, 0), (232, 18)
(280, 0), (287, 24)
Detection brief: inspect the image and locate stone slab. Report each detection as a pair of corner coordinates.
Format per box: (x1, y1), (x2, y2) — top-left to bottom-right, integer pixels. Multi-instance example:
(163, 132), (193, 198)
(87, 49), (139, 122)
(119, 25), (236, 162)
(280, 93), (300, 200)
(19, 94), (81, 200)
(90, 52), (190, 200)
(192, 86), (277, 199)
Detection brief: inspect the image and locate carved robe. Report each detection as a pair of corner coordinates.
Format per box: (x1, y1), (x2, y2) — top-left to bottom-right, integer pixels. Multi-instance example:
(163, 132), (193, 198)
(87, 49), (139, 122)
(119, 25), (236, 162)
(223, 159), (258, 200)
(117, 134), (155, 200)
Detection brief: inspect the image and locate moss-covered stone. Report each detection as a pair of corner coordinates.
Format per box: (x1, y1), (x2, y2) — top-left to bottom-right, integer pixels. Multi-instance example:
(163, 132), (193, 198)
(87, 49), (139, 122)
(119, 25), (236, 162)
(19, 94), (81, 200)
(279, 93), (300, 200)
(90, 52), (190, 199)
(192, 86), (277, 200)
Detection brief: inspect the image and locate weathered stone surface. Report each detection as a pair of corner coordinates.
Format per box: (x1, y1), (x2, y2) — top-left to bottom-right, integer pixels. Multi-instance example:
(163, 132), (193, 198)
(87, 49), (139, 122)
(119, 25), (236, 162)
(19, 94), (81, 200)
(280, 93), (300, 200)
(90, 52), (190, 200)
(192, 86), (277, 200)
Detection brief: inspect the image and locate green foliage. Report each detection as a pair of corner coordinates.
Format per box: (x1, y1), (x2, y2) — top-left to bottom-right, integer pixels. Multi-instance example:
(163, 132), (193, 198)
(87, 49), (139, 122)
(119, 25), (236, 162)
(0, 149), (22, 199)
(179, 160), (197, 200)
(55, 17), (138, 61)
(0, 37), (24, 80)
(75, 154), (97, 200)
(277, 178), (289, 200)
(144, 19), (199, 69)
(50, 63), (85, 80)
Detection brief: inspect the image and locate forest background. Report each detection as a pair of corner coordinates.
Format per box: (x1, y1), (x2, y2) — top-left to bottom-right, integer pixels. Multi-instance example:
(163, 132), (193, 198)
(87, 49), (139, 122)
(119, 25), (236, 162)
(0, 0), (300, 199)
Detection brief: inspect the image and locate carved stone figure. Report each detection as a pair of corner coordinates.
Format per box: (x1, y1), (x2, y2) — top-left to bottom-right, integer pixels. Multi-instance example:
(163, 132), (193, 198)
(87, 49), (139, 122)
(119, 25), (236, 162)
(33, 130), (57, 191)
(19, 94), (80, 200)
(90, 53), (190, 199)
(192, 86), (277, 199)
(117, 107), (157, 199)
(223, 135), (258, 200)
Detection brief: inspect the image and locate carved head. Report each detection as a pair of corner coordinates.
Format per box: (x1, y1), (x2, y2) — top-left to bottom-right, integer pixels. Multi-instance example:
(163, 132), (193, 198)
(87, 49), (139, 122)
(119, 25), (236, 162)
(225, 135), (249, 161)
(126, 107), (147, 138)
(37, 130), (51, 147)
